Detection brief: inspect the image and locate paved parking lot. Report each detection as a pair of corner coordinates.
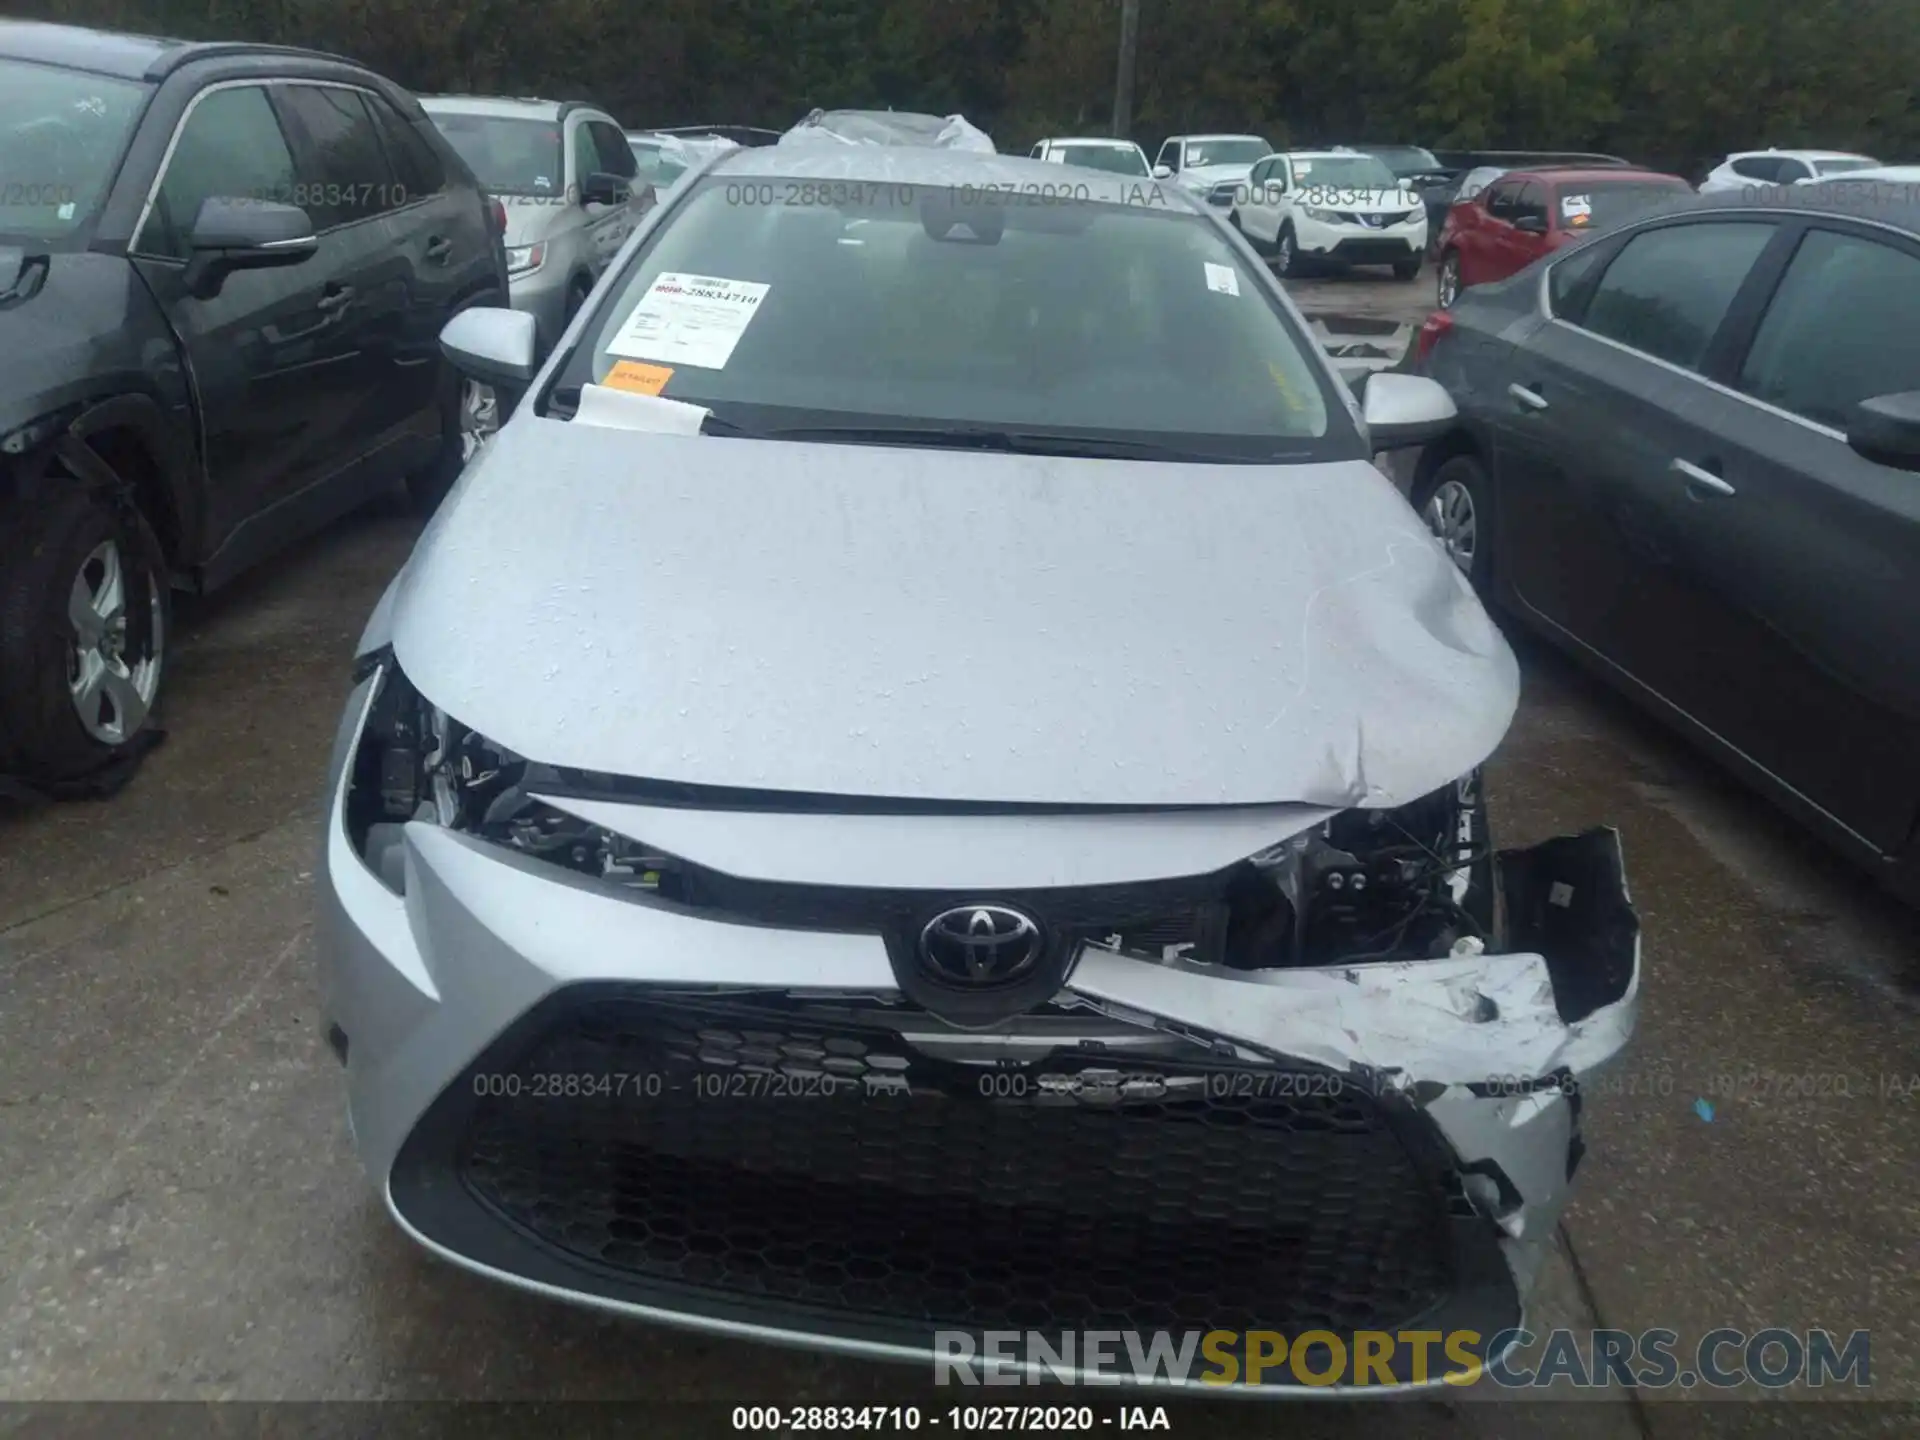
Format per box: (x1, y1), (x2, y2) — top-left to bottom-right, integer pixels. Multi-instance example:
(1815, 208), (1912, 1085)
(1, 265), (1915, 1435)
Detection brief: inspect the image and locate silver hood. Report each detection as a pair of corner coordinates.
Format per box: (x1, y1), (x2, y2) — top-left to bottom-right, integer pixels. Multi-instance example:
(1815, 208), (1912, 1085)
(389, 416), (1517, 808)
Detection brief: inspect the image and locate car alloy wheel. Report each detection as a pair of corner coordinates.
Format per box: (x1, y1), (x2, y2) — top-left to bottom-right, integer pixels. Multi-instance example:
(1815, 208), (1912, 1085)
(1438, 255), (1461, 308)
(460, 379), (500, 463)
(66, 538), (164, 746)
(1424, 477), (1478, 574)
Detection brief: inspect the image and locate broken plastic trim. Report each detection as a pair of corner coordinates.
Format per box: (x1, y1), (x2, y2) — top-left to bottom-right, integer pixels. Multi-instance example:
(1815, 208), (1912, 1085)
(1064, 826), (1639, 1090)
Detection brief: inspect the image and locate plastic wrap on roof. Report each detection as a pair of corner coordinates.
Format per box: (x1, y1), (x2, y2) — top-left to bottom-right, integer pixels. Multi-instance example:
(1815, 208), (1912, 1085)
(779, 108), (995, 153)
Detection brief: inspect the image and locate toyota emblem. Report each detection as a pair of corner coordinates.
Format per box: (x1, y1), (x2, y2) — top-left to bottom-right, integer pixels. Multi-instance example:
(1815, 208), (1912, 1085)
(918, 905), (1045, 985)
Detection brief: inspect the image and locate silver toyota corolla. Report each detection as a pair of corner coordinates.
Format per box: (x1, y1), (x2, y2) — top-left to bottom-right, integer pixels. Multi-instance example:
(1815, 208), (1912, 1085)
(317, 143), (1640, 1393)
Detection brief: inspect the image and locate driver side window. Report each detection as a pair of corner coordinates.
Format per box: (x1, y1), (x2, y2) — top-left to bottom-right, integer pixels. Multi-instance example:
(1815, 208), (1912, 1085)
(1159, 142), (1181, 173)
(1484, 181), (1519, 220)
(139, 85), (297, 260)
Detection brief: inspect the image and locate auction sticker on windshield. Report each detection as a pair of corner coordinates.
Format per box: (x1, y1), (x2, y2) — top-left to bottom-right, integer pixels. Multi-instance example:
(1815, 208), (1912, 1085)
(607, 272), (770, 370)
(1561, 194), (1593, 226)
(1204, 262), (1241, 296)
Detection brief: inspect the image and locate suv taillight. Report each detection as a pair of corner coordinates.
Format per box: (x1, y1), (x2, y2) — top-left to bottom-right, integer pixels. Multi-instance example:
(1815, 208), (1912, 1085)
(489, 197), (507, 234)
(1413, 309), (1454, 367)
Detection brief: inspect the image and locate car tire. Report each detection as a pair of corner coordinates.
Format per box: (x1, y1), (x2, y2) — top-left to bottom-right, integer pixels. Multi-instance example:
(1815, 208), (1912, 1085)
(1437, 250), (1463, 309)
(1412, 452), (1492, 592)
(0, 474), (170, 788)
(1274, 224), (1303, 278)
(1392, 257), (1421, 281)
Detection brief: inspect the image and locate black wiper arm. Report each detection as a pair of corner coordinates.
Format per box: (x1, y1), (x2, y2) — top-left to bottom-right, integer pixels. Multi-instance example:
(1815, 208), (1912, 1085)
(760, 424), (1234, 461)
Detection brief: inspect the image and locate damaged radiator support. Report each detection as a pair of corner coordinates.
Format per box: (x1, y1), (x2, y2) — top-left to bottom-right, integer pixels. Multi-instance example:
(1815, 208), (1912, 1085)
(1067, 824), (1641, 1298)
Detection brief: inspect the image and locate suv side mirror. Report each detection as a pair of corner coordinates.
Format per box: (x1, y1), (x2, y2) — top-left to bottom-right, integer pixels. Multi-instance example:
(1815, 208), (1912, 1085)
(440, 306), (538, 389)
(1151, 163), (1173, 180)
(1848, 391), (1920, 471)
(183, 197), (317, 298)
(1513, 214), (1548, 234)
(1363, 371), (1458, 450)
(582, 171), (628, 207)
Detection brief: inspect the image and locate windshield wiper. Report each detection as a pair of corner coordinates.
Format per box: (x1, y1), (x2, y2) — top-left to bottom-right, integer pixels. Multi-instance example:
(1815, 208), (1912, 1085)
(753, 424), (1260, 463)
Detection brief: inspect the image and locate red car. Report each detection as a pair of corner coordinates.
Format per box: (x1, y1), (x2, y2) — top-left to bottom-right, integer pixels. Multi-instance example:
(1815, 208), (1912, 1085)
(1433, 167), (1692, 307)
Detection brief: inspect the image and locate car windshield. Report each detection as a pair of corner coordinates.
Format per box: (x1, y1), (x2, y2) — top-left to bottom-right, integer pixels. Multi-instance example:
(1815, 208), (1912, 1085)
(1366, 146), (1441, 177)
(426, 111), (564, 196)
(557, 176), (1345, 459)
(0, 59), (148, 240)
(1555, 179), (1689, 230)
(629, 140), (689, 188)
(1813, 157), (1876, 176)
(1053, 144), (1149, 177)
(1184, 138), (1269, 168)
(1292, 156), (1400, 190)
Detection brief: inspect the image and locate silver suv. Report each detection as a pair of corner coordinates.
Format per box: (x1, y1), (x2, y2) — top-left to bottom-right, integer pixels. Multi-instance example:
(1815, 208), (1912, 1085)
(421, 96), (653, 351)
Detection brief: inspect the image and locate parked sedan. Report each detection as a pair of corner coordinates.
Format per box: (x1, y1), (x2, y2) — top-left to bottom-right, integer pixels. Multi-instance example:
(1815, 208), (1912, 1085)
(1409, 187), (1920, 902)
(1698, 148), (1879, 192)
(319, 143), (1639, 1390)
(1435, 167), (1691, 307)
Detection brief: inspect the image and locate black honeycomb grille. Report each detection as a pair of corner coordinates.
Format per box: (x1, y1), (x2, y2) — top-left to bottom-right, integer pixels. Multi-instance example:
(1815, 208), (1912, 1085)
(444, 992), (1461, 1337)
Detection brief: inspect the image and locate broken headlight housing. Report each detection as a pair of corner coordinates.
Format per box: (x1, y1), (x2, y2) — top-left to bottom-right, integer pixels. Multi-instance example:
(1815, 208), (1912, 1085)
(347, 659), (680, 896)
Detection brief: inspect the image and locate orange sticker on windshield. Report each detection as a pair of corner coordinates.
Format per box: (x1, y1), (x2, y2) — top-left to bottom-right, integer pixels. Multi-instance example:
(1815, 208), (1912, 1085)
(603, 361), (674, 396)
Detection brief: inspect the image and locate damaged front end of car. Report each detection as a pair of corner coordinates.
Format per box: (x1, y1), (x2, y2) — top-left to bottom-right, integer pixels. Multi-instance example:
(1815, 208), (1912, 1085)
(324, 658), (1638, 1388)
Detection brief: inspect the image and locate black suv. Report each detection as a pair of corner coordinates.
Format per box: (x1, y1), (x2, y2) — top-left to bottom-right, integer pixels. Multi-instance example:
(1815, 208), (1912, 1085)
(0, 21), (507, 793)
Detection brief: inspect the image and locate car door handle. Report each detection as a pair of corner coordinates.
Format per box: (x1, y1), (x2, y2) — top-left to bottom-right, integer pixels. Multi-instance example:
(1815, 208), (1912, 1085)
(317, 284), (355, 313)
(1508, 382), (1548, 411)
(1671, 457), (1736, 496)
(424, 236), (452, 263)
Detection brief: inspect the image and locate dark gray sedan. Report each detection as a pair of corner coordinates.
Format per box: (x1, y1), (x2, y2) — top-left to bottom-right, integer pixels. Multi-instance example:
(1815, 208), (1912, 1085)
(1407, 185), (1920, 903)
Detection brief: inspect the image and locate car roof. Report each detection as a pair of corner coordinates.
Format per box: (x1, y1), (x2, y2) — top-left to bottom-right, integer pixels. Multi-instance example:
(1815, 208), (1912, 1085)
(1683, 182), (1920, 231)
(421, 95), (607, 122)
(710, 143), (1203, 205)
(1730, 148), (1874, 162)
(1175, 133), (1266, 143)
(0, 17), (356, 81)
(1043, 137), (1139, 147)
(1494, 166), (1686, 185)
(1282, 149), (1383, 161)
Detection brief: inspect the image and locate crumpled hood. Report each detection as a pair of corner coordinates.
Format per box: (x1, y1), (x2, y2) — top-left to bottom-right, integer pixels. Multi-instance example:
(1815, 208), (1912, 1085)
(390, 417), (1518, 807)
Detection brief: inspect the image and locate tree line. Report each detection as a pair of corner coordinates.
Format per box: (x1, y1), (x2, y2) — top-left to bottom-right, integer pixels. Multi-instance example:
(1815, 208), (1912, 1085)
(12, 0), (1918, 178)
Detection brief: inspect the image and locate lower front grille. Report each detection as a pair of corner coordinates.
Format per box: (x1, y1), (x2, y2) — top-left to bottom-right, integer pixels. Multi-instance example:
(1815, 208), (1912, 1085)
(1328, 238), (1419, 264)
(391, 987), (1518, 1369)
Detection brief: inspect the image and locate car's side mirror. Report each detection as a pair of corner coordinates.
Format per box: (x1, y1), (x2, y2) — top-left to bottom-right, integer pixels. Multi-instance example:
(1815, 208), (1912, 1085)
(1152, 163), (1172, 180)
(440, 306), (538, 389)
(1847, 391), (1920, 471)
(1363, 371), (1458, 450)
(581, 171), (628, 207)
(1513, 214), (1548, 234)
(183, 197), (317, 299)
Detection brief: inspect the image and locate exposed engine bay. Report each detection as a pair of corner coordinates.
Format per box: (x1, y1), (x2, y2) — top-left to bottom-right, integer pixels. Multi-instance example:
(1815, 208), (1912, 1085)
(350, 664), (1502, 972)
